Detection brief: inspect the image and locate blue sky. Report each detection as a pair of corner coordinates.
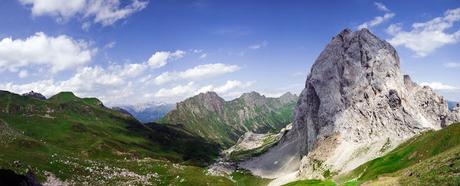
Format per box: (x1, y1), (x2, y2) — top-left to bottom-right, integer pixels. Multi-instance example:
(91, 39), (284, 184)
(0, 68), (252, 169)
(0, 0), (459, 105)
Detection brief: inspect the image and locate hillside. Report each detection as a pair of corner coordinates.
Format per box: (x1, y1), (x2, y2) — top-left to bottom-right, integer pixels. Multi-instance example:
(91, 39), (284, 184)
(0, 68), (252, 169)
(0, 90), (270, 185)
(338, 122), (460, 185)
(158, 91), (298, 147)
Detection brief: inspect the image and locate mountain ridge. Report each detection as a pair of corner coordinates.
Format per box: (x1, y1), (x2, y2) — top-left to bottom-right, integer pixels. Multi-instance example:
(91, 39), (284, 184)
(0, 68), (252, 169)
(159, 91), (298, 147)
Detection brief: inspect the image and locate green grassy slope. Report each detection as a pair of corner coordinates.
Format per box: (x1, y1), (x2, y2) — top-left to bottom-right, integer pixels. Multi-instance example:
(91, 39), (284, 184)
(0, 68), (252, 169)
(282, 179), (336, 186)
(159, 92), (297, 147)
(338, 123), (460, 185)
(0, 90), (266, 185)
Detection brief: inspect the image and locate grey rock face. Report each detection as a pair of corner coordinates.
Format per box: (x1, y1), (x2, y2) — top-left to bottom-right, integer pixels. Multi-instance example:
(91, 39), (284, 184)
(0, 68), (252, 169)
(22, 91), (46, 100)
(240, 29), (454, 181)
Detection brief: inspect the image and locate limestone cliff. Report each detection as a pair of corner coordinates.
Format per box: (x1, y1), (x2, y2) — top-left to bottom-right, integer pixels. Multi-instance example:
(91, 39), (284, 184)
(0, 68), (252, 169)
(240, 29), (455, 184)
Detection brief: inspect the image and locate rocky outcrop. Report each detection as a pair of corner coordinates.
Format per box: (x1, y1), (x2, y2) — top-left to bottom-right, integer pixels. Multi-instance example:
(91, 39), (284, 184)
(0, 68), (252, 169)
(240, 29), (454, 184)
(22, 91), (46, 100)
(223, 124), (292, 161)
(159, 91), (298, 147)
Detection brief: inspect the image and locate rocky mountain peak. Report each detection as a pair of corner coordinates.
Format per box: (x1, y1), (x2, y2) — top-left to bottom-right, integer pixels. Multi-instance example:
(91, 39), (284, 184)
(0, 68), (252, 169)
(180, 91), (225, 114)
(196, 91), (224, 101)
(22, 91), (46, 100)
(240, 29), (453, 182)
(160, 91), (297, 147)
(279, 92), (298, 104)
(240, 91), (264, 99)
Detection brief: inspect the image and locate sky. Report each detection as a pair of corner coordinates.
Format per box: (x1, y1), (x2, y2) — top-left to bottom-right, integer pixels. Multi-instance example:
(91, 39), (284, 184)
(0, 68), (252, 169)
(0, 0), (459, 106)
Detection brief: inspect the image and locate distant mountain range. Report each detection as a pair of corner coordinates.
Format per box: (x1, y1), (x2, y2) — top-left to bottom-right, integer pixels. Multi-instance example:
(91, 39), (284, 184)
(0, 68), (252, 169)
(158, 91), (298, 147)
(118, 103), (175, 123)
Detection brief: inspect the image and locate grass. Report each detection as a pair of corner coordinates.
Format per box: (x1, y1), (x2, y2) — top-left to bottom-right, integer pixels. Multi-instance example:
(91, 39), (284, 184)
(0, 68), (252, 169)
(397, 144), (460, 185)
(338, 122), (460, 185)
(282, 179), (336, 186)
(0, 90), (269, 185)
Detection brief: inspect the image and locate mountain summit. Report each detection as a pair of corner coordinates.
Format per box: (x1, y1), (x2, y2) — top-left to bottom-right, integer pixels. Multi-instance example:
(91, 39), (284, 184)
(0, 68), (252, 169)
(159, 91), (298, 147)
(240, 29), (458, 183)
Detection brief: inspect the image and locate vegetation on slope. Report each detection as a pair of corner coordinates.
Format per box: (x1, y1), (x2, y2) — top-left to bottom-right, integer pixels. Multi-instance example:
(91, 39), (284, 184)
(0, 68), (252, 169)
(0, 90), (267, 185)
(159, 91), (297, 147)
(283, 123), (460, 186)
(282, 179), (336, 186)
(338, 122), (460, 185)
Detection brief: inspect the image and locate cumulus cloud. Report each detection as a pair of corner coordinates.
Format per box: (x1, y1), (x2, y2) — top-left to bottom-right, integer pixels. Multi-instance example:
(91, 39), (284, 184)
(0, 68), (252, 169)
(387, 8), (460, 57)
(0, 80), (62, 97)
(19, 0), (148, 27)
(0, 63), (147, 104)
(358, 2), (395, 29)
(154, 82), (196, 98)
(153, 80), (254, 102)
(249, 40), (268, 50)
(147, 50), (185, 69)
(0, 32), (94, 73)
(420, 82), (459, 91)
(197, 80), (254, 94)
(152, 63), (240, 85)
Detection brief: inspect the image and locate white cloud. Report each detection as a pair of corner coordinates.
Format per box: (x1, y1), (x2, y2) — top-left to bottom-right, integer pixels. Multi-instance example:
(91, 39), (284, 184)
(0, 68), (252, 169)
(192, 49), (203, 53)
(420, 82), (459, 91)
(109, 63), (147, 78)
(61, 66), (125, 92)
(152, 63), (240, 85)
(386, 23), (403, 35)
(387, 8), (460, 57)
(0, 64), (146, 104)
(84, 0), (148, 26)
(249, 40), (268, 50)
(444, 62), (460, 68)
(147, 50), (185, 69)
(18, 70), (28, 78)
(358, 2), (395, 29)
(154, 82), (196, 98)
(197, 80), (253, 94)
(0, 80), (62, 97)
(19, 0), (86, 19)
(153, 80), (254, 102)
(374, 2), (390, 12)
(200, 53), (208, 59)
(0, 60), (241, 105)
(0, 32), (94, 73)
(19, 0), (148, 27)
(180, 63), (240, 79)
